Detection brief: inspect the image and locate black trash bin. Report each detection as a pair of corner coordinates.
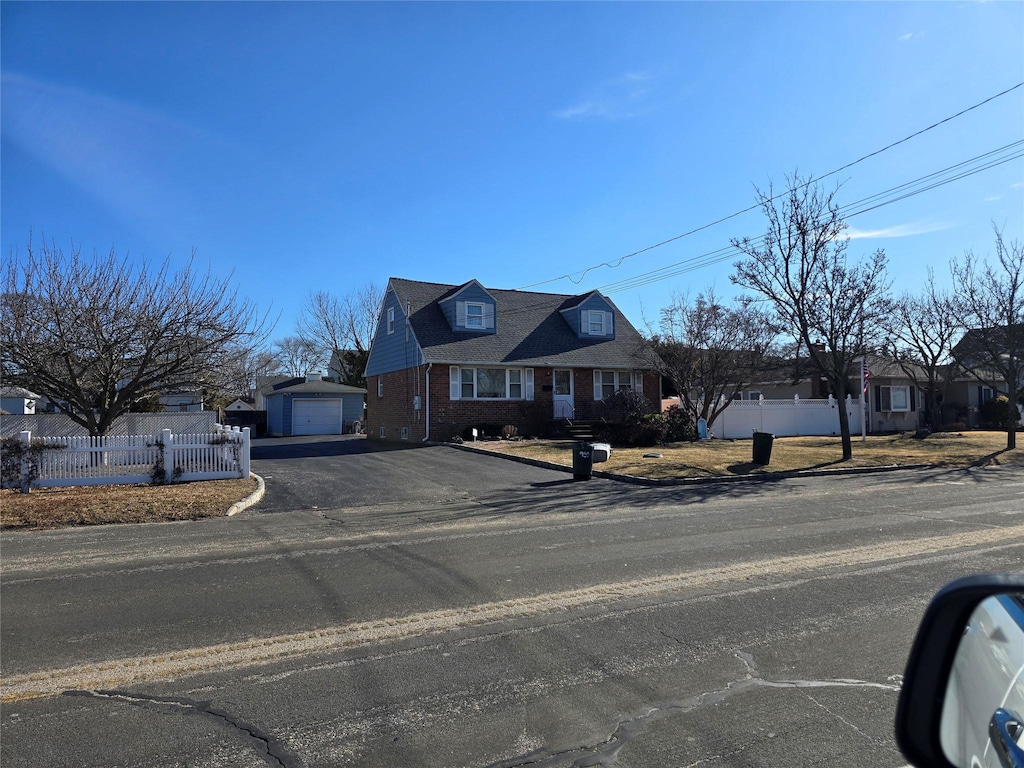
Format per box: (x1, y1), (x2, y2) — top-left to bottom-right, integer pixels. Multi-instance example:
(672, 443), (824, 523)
(573, 441), (594, 480)
(752, 431), (774, 465)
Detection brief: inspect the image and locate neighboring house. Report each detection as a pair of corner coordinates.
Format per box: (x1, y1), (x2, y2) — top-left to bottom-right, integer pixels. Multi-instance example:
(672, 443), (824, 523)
(255, 375), (296, 411)
(950, 325), (1024, 427)
(860, 355), (925, 433)
(0, 386), (40, 415)
(364, 278), (662, 442)
(225, 399), (256, 412)
(327, 349), (366, 384)
(262, 374), (367, 436)
(159, 390), (204, 413)
(740, 353), (925, 433)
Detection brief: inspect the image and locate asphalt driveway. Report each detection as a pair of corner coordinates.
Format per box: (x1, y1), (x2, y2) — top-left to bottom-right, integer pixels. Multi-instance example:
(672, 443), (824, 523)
(251, 435), (582, 515)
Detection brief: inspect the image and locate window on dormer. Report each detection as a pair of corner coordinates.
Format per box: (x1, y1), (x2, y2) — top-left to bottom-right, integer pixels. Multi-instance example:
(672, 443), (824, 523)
(589, 310), (605, 335)
(465, 302), (484, 328)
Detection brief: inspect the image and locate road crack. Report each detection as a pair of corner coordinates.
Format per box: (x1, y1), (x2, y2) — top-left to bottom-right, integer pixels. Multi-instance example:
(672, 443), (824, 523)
(63, 689), (296, 767)
(482, 651), (901, 768)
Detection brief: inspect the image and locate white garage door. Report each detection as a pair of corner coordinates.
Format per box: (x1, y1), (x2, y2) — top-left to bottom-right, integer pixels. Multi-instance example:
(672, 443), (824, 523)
(292, 399), (343, 435)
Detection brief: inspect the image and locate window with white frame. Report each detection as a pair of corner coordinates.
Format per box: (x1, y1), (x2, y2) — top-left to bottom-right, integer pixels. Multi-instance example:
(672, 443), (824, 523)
(595, 370), (633, 400)
(377, 376), (383, 398)
(465, 302), (485, 329)
(588, 310), (605, 335)
(451, 367), (533, 400)
(747, 391), (762, 401)
(879, 385), (910, 412)
(387, 307), (395, 334)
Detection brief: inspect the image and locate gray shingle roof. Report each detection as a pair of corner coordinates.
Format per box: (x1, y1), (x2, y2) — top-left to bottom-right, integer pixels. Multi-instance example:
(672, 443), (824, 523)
(0, 386), (40, 399)
(389, 278), (660, 369)
(265, 381), (367, 396)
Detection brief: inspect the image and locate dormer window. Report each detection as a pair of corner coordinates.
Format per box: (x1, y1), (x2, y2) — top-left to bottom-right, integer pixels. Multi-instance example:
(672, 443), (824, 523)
(588, 310), (605, 335)
(465, 302), (485, 329)
(387, 307), (395, 334)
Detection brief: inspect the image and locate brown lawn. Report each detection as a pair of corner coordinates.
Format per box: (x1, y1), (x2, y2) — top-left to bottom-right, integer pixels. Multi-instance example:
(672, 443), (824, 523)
(473, 432), (1023, 481)
(0, 478), (259, 530)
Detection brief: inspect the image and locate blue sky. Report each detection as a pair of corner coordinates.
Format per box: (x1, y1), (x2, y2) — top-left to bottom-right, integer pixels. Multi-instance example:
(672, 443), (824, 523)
(2, 1), (1022, 341)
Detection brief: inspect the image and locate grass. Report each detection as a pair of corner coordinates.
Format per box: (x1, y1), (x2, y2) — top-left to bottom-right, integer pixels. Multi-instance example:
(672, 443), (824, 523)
(473, 432), (1024, 481)
(0, 478), (259, 531)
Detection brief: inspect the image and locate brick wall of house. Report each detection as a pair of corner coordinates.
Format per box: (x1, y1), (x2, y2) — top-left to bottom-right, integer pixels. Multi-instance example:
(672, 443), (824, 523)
(368, 365), (663, 443)
(365, 366), (428, 442)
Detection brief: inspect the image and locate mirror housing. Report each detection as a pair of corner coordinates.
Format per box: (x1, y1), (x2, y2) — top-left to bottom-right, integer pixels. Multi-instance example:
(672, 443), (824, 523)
(896, 574), (1024, 768)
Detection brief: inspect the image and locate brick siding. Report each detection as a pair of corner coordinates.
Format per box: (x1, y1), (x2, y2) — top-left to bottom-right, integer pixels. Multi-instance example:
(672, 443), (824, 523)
(368, 365), (662, 443)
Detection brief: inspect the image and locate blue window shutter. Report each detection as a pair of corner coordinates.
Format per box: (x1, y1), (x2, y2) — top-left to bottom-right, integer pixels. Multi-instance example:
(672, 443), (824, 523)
(605, 311), (613, 337)
(456, 302), (466, 327)
(909, 387), (916, 412)
(484, 304), (494, 329)
(874, 385), (882, 412)
(525, 368), (534, 400)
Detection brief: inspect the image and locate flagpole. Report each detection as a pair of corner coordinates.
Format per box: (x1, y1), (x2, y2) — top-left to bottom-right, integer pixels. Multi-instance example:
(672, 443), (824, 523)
(861, 354), (868, 442)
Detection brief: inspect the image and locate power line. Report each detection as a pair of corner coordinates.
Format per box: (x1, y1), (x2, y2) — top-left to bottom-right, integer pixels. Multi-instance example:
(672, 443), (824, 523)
(516, 82), (1024, 291)
(593, 142), (1023, 296)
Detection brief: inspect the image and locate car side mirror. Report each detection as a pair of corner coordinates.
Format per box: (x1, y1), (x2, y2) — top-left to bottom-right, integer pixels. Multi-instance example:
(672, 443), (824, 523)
(896, 574), (1024, 768)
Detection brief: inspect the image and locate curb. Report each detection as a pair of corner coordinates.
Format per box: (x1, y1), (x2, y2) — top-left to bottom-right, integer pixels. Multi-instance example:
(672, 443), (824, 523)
(433, 441), (934, 486)
(227, 473), (266, 516)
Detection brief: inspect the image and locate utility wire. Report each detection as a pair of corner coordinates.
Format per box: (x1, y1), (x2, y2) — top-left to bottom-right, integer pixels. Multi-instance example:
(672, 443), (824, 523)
(440, 139), (1022, 324)
(595, 143), (1024, 296)
(516, 82), (1024, 291)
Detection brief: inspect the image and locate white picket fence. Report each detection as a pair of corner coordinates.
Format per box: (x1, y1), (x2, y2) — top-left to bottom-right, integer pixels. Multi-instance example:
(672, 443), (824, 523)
(4, 426), (250, 490)
(708, 395), (866, 439)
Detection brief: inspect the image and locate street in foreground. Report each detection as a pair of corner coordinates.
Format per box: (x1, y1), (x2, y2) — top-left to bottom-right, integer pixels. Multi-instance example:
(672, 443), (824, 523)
(2, 444), (1022, 767)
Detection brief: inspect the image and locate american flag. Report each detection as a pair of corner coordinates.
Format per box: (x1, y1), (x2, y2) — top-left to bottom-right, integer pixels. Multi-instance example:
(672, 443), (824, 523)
(862, 359), (871, 396)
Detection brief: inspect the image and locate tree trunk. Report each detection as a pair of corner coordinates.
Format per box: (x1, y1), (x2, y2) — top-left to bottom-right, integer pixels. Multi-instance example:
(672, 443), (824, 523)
(1007, 388), (1018, 451)
(833, 379), (853, 461)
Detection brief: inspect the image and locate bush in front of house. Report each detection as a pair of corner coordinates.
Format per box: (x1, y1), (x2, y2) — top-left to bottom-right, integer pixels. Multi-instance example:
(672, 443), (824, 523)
(663, 405), (697, 442)
(979, 395), (1020, 429)
(597, 389), (655, 425)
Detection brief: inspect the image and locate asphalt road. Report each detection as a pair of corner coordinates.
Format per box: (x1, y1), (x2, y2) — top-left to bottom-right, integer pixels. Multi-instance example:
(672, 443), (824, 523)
(2, 438), (1023, 768)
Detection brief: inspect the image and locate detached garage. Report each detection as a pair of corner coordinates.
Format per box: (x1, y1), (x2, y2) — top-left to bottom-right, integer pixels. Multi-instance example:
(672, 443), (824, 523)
(264, 380), (367, 437)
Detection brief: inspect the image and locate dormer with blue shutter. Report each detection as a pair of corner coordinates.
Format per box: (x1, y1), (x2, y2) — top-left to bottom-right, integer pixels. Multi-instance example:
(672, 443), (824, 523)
(559, 291), (615, 340)
(438, 279), (498, 334)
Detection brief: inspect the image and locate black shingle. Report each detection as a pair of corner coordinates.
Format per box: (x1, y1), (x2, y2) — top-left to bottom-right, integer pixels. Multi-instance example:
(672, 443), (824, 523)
(389, 278), (660, 369)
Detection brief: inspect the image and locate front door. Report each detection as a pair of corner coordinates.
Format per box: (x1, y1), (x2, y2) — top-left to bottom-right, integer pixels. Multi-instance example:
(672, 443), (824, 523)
(553, 369), (574, 419)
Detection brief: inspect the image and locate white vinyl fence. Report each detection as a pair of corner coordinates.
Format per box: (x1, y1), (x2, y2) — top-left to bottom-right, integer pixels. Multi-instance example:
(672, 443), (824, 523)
(3, 426), (250, 491)
(708, 395), (866, 439)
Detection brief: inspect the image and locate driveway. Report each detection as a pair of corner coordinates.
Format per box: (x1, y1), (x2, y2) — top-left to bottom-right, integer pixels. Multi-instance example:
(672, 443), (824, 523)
(249, 435), (796, 526)
(251, 435), (583, 515)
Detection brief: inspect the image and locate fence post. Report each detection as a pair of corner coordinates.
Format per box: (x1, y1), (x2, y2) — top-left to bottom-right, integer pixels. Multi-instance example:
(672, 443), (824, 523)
(794, 395), (801, 436)
(19, 430), (31, 493)
(240, 428), (251, 479)
(161, 429), (174, 483)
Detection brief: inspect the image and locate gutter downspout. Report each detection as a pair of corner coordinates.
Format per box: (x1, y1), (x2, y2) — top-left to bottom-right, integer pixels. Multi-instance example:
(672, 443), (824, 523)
(421, 363), (432, 442)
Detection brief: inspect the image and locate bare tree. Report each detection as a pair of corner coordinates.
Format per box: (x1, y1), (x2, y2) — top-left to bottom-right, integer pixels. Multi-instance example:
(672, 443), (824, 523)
(647, 288), (779, 426)
(219, 345), (282, 400)
(1, 237), (270, 435)
(949, 226), (1024, 450)
(884, 271), (963, 432)
(272, 336), (326, 378)
(297, 283), (383, 387)
(731, 175), (891, 460)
